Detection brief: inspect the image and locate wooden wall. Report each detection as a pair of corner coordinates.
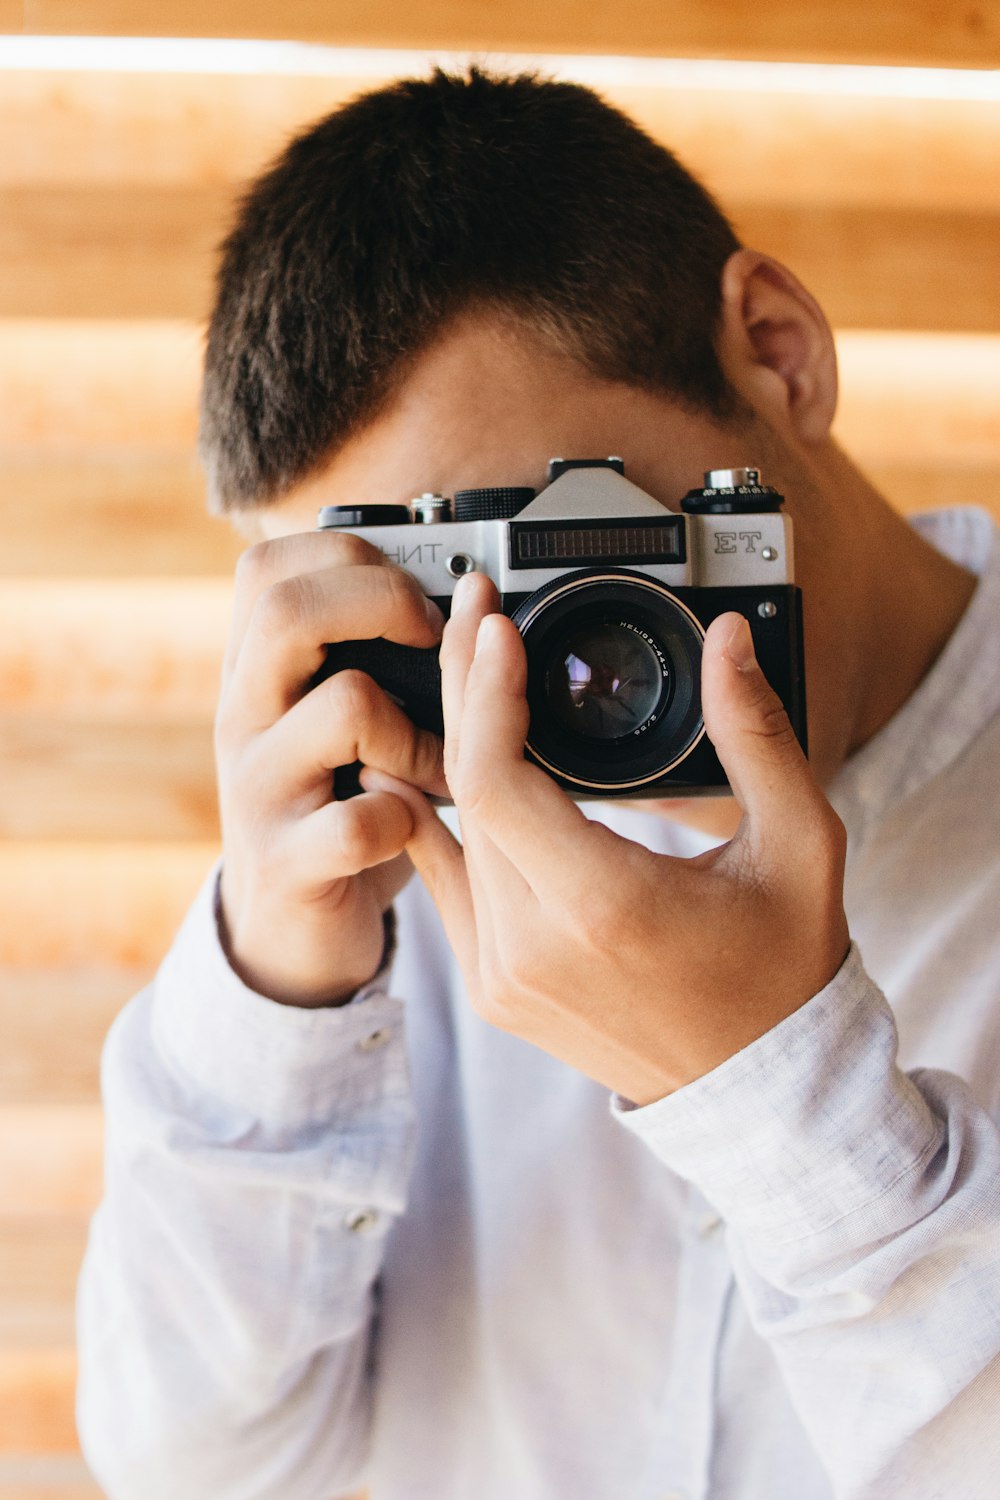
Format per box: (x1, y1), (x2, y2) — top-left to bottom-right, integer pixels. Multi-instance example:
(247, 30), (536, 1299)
(1, 4), (999, 1494)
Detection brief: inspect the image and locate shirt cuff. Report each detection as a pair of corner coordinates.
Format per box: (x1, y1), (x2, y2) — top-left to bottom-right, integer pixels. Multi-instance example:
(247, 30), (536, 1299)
(612, 943), (943, 1246)
(149, 863), (410, 1136)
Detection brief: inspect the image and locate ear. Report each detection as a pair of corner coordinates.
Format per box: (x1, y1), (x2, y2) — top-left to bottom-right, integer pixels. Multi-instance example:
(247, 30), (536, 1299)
(717, 249), (838, 445)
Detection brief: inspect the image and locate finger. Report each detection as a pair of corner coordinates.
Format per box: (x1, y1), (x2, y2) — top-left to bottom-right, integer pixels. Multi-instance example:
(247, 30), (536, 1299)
(439, 571), (500, 792)
(700, 612), (826, 846)
(247, 670), (448, 806)
(279, 787), (417, 891)
(438, 574), (519, 940)
(450, 611), (593, 903)
(360, 766), (481, 977)
(222, 564), (445, 738)
(225, 529), (387, 680)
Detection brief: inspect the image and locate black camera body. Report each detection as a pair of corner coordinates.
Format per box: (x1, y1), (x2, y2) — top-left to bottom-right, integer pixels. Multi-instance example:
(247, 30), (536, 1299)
(316, 460), (806, 799)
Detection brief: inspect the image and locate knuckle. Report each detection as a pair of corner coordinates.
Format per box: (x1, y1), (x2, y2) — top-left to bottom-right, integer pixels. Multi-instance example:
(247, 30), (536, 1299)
(325, 668), (381, 728)
(234, 540), (274, 597)
(333, 798), (382, 871)
(255, 575), (312, 642)
(407, 725), (445, 785)
(382, 564), (427, 624)
(327, 531), (381, 567)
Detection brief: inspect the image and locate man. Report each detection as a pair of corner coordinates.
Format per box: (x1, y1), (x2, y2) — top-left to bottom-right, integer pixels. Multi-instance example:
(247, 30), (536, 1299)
(77, 69), (1000, 1499)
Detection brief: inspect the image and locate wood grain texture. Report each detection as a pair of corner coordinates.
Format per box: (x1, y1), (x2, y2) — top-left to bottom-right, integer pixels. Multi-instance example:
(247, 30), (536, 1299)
(864, 465), (1000, 516)
(3, 70), (997, 215)
(11, 0), (1000, 66)
(3, 187), (997, 330)
(0, 1348), (80, 1456)
(735, 205), (1000, 334)
(0, 455), (243, 576)
(0, 719), (219, 840)
(0, 844), (217, 967)
(0, 578), (232, 717)
(0, 1220), (87, 1348)
(0, 1106), (102, 1219)
(0, 969), (146, 1103)
(835, 332), (1000, 468)
(0, 1466), (102, 1500)
(0, 321), (201, 448)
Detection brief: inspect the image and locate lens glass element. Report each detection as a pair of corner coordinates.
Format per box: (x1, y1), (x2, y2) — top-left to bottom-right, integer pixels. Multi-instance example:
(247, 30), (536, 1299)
(513, 571), (706, 793)
(545, 621), (667, 739)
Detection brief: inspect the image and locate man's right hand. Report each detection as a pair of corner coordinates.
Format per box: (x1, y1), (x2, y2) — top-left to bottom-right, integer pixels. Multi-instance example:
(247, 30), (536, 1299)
(214, 530), (448, 1006)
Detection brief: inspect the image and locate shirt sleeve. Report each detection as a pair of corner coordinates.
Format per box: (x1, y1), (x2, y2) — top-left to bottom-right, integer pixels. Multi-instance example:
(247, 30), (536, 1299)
(77, 866), (415, 1500)
(613, 943), (1000, 1500)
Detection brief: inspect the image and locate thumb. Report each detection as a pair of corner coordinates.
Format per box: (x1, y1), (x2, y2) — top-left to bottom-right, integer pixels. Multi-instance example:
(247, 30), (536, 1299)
(358, 766), (479, 974)
(700, 612), (819, 836)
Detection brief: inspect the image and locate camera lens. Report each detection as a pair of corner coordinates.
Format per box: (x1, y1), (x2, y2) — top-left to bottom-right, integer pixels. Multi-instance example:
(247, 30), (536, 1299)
(511, 572), (706, 794)
(545, 621), (668, 740)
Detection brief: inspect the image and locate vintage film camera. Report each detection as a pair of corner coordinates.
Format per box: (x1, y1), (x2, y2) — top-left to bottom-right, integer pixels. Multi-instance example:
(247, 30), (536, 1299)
(317, 460), (806, 798)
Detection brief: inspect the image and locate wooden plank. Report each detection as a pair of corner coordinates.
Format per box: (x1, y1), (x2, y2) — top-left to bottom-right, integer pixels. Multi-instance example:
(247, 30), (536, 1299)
(0, 188), (223, 322)
(0, 1348), (80, 1456)
(0, 1106), (102, 1219)
(0, 1461), (102, 1500)
(0, 969), (145, 1104)
(0, 720), (219, 840)
(0, 1220), (87, 1348)
(3, 185), (998, 330)
(0, 320), (200, 449)
(14, 0), (1000, 67)
(0, 843), (215, 967)
(864, 464), (1000, 516)
(631, 90), (1000, 216)
(0, 579), (231, 718)
(835, 332), (1000, 468)
(2, 70), (997, 216)
(736, 204), (1000, 334)
(0, 455), (243, 576)
(0, 69), (377, 188)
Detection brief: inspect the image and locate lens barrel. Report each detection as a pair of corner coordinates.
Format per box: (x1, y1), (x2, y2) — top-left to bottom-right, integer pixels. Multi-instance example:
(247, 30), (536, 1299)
(511, 571), (706, 793)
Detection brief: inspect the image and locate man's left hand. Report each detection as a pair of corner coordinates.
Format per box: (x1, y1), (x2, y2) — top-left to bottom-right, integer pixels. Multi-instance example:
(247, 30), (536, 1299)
(362, 573), (850, 1105)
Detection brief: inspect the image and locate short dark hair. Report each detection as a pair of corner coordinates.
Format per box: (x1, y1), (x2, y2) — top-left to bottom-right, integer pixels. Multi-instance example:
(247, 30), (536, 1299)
(200, 68), (741, 511)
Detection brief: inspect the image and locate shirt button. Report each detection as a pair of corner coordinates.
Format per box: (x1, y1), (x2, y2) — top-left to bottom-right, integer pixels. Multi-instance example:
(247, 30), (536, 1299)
(697, 1212), (723, 1239)
(358, 1026), (391, 1052)
(344, 1208), (380, 1234)
(659, 1491), (687, 1500)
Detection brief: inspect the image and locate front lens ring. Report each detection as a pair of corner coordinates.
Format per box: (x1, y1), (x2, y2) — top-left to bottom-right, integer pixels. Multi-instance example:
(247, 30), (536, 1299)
(512, 572), (707, 792)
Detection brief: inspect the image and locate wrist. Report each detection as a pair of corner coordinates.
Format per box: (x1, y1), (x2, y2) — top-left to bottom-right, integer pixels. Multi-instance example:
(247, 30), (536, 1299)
(216, 875), (390, 1007)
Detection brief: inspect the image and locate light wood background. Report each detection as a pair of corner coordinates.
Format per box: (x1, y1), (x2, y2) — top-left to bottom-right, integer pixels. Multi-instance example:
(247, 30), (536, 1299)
(1, 3), (999, 1495)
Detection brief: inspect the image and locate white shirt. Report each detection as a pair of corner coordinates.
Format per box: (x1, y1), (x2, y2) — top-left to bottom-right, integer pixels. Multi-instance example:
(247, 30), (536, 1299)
(78, 508), (1000, 1500)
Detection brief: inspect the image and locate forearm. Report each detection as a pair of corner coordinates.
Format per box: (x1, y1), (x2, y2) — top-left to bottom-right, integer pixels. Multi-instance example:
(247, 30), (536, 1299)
(616, 946), (1000, 1499)
(77, 871), (414, 1500)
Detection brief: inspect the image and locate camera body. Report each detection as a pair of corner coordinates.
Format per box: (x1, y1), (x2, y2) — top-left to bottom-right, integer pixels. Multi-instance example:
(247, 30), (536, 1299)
(317, 459), (806, 798)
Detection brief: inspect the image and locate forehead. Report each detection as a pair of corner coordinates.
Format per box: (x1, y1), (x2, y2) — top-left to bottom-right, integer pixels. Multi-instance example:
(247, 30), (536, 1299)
(253, 312), (731, 539)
